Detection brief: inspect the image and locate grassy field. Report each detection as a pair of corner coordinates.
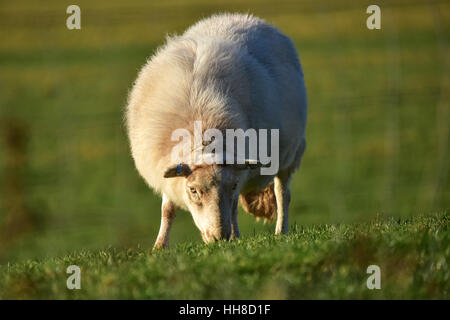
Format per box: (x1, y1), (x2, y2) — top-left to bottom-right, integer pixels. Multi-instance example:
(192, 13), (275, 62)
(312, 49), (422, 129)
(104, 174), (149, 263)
(0, 214), (448, 299)
(0, 0), (449, 298)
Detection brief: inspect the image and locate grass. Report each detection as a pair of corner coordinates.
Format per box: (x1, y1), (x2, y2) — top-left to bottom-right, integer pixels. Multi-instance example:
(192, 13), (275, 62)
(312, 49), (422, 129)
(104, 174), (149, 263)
(0, 213), (448, 299)
(0, 0), (449, 298)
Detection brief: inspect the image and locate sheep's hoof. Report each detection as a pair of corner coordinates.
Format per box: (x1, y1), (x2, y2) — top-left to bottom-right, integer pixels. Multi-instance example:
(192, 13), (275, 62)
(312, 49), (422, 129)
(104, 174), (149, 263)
(152, 242), (169, 250)
(274, 229), (288, 235)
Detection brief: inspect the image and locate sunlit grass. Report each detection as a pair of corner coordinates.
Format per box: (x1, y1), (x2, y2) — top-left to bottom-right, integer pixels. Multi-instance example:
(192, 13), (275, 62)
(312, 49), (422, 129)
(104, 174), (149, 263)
(0, 214), (447, 299)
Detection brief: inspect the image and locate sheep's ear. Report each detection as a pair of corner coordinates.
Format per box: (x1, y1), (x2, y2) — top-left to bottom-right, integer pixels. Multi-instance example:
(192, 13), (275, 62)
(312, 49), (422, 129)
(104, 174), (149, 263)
(164, 163), (192, 178)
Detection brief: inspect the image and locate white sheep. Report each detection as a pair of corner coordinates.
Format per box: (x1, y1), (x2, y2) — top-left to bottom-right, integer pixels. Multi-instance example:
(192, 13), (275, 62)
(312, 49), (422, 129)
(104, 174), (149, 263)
(126, 13), (307, 248)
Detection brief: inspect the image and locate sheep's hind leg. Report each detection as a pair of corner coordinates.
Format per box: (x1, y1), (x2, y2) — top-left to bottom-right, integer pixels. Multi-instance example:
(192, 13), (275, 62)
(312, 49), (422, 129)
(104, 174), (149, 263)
(274, 172), (292, 235)
(153, 194), (177, 249)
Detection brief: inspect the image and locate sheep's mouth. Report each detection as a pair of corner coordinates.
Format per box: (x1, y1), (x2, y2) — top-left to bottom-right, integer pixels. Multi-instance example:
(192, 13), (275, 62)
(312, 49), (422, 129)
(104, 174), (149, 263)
(201, 230), (232, 243)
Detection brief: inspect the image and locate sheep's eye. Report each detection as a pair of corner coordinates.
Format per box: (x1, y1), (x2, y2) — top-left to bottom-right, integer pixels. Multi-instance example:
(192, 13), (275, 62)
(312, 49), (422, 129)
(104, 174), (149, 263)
(188, 187), (200, 201)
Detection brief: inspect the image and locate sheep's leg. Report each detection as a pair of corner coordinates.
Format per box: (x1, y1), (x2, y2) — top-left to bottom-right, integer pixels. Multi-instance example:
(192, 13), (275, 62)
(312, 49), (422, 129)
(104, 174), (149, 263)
(274, 172), (291, 235)
(153, 194), (177, 249)
(231, 199), (240, 239)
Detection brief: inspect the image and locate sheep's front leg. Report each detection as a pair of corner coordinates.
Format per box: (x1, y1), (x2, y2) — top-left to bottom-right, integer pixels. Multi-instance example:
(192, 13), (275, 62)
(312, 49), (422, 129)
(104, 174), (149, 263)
(231, 199), (240, 239)
(153, 194), (177, 249)
(274, 173), (291, 235)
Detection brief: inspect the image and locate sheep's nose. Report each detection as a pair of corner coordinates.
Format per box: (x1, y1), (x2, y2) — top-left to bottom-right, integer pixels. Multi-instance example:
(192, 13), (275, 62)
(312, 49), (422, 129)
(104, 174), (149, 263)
(202, 228), (231, 243)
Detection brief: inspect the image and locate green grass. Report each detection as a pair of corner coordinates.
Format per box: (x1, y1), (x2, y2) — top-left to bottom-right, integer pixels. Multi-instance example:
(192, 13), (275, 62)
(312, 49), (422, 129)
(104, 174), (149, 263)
(0, 214), (448, 299)
(0, 0), (449, 300)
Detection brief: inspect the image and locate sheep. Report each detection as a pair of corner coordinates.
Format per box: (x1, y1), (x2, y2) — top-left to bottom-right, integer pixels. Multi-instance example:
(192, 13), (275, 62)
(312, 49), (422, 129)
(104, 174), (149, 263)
(125, 13), (307, 249)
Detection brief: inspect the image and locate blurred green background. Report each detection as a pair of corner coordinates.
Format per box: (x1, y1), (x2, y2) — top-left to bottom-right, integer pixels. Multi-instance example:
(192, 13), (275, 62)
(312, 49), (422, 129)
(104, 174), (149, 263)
(0, 0), (448, 263)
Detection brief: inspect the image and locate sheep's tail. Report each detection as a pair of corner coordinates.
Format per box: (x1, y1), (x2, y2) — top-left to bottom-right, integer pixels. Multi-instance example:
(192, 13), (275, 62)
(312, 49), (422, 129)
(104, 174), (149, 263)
(239, 182), (276, 223)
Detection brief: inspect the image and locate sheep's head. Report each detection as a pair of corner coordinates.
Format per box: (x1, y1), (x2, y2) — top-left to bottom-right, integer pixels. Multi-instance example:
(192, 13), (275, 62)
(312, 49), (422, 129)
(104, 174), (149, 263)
(163, 161), (262, 243)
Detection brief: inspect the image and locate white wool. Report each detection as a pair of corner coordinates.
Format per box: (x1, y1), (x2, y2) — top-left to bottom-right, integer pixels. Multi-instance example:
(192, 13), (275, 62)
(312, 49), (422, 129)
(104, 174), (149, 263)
(126, 13), (307, 210)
